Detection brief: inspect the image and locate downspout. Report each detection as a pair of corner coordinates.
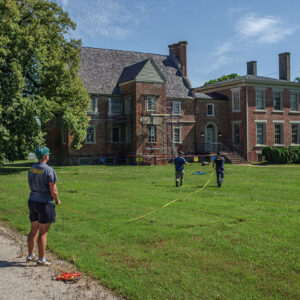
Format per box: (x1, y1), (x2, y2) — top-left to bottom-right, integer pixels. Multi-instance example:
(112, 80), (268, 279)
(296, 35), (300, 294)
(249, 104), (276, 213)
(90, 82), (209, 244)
(246, 84), (249, 161)
(194, 98), (197, 154)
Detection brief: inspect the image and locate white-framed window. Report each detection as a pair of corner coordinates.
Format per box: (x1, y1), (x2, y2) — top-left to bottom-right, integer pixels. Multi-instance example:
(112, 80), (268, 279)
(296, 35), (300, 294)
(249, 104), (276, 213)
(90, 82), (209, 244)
(111, 127), (121, 143)
(108, 98), (121, 116)
(255, 90), (265, 110)
(146, 97), (157, 112)
(86, 126), (96, 144)
(125, 126), (131, 144)
(291, 124), (300, 144)
(173, 127), (181, 143)
(231, 88), (240, 112)
(61, 130), (68, 145)
(124, 97), (131, 115)
(89, 96), (98, 113)
(274, 123), (283, 144)
(172, 101), (181, 115)
(256, 123), (266, 145)
(273, 91), (283, 110)
(207, 103), (214, 116)
(290, 93), (299, 111)
(148, 125), (156, 143)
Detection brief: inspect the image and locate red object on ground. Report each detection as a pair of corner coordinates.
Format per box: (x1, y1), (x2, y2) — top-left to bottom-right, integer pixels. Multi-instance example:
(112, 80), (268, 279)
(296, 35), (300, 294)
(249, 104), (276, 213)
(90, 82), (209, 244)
(56, 272), (81, 282)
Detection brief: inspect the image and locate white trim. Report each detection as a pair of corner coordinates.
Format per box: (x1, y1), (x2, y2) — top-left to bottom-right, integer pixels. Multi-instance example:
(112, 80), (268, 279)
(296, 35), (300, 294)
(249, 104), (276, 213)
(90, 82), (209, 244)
(254, 87), (267, 91)
(255, 144), (267, 148)
(254, 120), (267, 123)
(289, 111), (300, 114)
(172, 101), (181, 115)
(230, 87), (241, 92)
(254, 109), (267, 113)
(272, 120), (284, 123)
(290, 121), (300, 124)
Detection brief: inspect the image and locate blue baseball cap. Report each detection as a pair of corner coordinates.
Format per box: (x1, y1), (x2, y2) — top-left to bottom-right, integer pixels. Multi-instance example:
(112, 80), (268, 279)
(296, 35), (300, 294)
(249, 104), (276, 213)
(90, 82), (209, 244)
(35, 146), (50, 159)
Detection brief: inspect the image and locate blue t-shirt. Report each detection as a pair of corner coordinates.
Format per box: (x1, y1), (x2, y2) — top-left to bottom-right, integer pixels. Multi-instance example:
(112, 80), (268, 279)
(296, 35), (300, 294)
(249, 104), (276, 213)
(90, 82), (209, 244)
(213, 156), (225, 169)
(28, 162), (57, 203)
(174, 156), (187, 171)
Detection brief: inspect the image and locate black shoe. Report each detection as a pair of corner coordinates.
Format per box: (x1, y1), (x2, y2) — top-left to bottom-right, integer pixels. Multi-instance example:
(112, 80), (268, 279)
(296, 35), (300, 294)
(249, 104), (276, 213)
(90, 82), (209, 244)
(218, 182), (221, 187)
(176, 183), (178, 187)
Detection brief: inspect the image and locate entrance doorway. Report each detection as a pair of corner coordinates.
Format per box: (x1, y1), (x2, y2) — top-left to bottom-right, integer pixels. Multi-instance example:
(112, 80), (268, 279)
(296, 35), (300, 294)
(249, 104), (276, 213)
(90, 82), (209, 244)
(205, 123), (217, 152)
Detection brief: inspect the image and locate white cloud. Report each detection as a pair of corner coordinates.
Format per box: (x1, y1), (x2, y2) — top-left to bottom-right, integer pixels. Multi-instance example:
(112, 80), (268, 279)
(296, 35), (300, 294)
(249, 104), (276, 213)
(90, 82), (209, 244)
(236, 15), (294, 43)
(60, 0), (149, 40)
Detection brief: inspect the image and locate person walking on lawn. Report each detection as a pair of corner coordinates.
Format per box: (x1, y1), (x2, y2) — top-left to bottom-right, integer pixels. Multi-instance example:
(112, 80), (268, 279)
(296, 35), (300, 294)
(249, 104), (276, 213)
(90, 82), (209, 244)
(174, 151), (188, 187)
(26, 146), (61, 266)
(212, 151), (225, 187)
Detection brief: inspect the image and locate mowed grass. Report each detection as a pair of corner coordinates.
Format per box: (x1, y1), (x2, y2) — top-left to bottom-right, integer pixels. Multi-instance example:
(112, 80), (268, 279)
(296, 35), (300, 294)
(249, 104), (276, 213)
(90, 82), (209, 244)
(0, 162), (299, 299)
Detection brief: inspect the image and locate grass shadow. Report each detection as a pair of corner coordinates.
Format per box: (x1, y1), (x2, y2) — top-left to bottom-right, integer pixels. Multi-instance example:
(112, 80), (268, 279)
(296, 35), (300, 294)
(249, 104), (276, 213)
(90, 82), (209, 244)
(0, 162), (32, 175)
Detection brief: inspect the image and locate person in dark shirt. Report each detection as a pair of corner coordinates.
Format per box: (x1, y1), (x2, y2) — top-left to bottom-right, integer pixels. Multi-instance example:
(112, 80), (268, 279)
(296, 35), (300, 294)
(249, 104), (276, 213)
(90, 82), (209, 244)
(212, 152), (225, 187)
(174, 151), (188, 187)
(26, 146), (61, 266)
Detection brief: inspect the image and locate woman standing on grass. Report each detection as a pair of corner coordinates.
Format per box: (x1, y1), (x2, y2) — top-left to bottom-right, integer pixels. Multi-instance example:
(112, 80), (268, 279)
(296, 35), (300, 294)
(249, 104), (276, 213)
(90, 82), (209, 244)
(26, 146), (61, 266)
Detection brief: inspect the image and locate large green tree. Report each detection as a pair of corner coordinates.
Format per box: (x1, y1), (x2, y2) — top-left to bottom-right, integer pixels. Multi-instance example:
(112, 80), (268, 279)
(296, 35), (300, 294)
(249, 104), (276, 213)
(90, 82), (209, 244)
(295, 77), (300, 83)
(0, 0), (90, 161)
(204, 73), (240, 86)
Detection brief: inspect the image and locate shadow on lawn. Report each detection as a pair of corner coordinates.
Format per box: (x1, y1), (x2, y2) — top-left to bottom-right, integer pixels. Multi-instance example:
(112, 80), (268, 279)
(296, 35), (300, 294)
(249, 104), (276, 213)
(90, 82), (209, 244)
(0, 162), (32, 175)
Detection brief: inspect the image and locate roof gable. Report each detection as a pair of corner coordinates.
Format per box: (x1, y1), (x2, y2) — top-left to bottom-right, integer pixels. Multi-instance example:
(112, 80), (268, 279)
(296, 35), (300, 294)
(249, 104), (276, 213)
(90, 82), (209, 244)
(79, 47), (193, 99)
(136, 59), (166, 83)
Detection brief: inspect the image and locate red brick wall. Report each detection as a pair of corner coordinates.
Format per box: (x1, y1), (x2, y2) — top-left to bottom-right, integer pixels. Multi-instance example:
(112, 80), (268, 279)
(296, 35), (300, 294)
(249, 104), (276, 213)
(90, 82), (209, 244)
(248, 87), (300, 161)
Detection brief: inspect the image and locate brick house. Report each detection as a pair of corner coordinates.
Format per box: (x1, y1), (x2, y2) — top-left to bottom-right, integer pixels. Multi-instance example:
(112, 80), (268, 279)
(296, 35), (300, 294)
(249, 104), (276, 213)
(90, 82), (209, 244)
(47, 41), (195, 165)
(194, 53), (300, 162)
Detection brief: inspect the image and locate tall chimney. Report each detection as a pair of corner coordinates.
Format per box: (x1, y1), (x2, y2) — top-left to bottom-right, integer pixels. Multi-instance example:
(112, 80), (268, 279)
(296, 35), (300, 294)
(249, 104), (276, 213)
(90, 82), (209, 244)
(168, 41), (188, 77)
(247, 61), (257, 76)
(279, 52), (290, 81)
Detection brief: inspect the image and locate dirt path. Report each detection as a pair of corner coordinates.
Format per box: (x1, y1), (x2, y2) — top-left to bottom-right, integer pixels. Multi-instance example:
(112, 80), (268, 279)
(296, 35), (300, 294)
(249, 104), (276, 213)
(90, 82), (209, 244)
(0, 223), (123, 300)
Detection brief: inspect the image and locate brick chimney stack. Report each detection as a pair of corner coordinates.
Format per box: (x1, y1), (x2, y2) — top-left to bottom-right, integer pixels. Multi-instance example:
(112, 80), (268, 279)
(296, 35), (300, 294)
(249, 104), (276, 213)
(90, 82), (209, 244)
(247, 61), (257, 76)
(279, 52), (290, 81)
(168, 41), (188, 76)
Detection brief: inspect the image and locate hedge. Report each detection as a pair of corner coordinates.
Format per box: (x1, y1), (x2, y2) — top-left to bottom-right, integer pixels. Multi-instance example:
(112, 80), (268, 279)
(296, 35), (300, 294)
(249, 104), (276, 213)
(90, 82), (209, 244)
(262, 146), (300, 163)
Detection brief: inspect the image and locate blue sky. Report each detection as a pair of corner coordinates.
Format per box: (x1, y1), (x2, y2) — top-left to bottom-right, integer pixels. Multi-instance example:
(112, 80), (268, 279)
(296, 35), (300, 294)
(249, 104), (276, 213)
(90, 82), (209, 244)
(56, 0), (300, 87)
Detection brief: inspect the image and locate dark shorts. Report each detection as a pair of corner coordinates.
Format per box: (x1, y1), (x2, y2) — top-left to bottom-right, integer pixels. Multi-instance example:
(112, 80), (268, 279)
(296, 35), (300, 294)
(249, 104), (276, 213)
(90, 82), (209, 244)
(28, 201), (56, 224)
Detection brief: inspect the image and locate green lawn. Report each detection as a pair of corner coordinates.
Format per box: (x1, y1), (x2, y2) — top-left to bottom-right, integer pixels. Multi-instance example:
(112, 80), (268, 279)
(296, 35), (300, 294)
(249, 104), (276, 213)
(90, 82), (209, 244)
(0, 162), (299, 300)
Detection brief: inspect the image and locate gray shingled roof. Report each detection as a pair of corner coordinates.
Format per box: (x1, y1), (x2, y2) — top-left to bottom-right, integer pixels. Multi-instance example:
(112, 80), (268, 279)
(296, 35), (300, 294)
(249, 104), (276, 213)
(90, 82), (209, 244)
(195, 92), (228, 100)
(79, 47), (193, 99)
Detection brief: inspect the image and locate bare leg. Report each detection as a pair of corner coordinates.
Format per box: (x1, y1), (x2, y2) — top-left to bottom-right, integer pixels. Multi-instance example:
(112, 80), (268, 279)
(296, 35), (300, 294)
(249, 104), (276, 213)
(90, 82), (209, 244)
(37, 223), (51, 259)
(28, 221), (39, 255)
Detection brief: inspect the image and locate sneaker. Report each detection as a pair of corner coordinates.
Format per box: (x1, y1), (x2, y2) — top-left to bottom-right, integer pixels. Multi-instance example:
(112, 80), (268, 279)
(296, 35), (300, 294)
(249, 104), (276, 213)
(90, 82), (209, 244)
(37, 258), (51, 266)
(218, 182), (221, 187)
(26, 254), (37, 262)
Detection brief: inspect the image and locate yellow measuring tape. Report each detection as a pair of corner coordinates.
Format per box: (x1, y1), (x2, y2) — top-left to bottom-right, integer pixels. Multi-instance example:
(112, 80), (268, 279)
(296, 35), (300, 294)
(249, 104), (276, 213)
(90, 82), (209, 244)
(129, 170), (215, 223)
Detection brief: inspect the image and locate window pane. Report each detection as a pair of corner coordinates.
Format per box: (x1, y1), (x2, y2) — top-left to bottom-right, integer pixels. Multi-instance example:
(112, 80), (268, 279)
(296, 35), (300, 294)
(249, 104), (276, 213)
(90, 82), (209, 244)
(274, 124), (282, 144)
(292, 124), (299, 144)
(125, 99), (131, 115)
(290, 94), (298, 111)
(174, 128), (181, 143)
(234, 124), (240, 144)
(274, 92), (282, 110)
(173, 101), (180, 115)
(233, 91), (240, 110)
(86, 126), (95, 143)
(256, 91), (264, 109)
(147, 97), (156, 111)
(256, 123), (265, 144)
(112, 127), (119, 143)
(148, 126), (156, 142)
(207, 104), (213, 115)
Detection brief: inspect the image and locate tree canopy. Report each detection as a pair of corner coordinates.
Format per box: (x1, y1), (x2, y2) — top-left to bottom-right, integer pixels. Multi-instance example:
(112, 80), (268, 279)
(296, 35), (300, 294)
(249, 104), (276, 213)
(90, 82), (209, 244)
(0, 0), (90, 161)
(295, 77), (300, 83)
(203, 73), (240, 86)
